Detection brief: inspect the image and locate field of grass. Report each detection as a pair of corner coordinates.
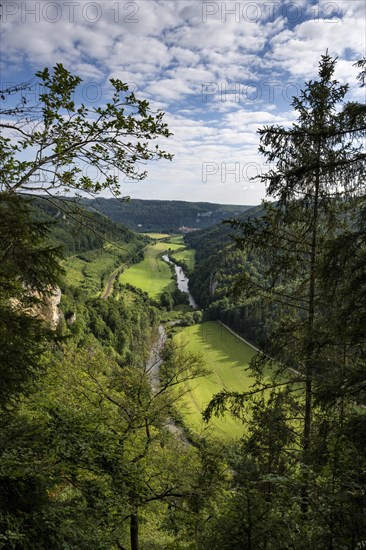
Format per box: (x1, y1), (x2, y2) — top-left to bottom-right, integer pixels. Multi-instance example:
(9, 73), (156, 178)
(119, 241), (182, 301)
(170, 248), (196, 271)
(62, 231), (194, 300)
(166, 235), (185, 245)
(174, 321), (258, 439)
(141, 233), (185, 245)
(63, 244), (139, 296)
(141, 232), (172, 240)
(63, 256), (86, 288)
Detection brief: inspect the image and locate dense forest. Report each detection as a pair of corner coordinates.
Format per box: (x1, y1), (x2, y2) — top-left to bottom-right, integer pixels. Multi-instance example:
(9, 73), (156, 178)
(186, 54), (366, 548)
(0, 193), (216, 549)
(185, 204), (267, 346)
(81, 197), (251, 233)
(1, 56), (366, 549)
(31, 196), (149, 256)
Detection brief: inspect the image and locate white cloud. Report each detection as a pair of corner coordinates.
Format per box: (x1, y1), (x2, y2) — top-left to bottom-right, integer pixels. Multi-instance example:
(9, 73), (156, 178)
(1, 0), (365, 204)
(268, 4), (365, 81)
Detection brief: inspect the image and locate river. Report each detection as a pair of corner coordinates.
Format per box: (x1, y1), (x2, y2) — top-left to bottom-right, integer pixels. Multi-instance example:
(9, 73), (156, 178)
(146, 323), (189, 444)
(162, 254), (198, 309)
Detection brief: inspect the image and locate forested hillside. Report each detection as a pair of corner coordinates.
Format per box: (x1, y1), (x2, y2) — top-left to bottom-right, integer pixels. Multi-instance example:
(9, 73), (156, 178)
(0, 192), (220, 549)
(81, 197), (252, 233)
(188, 55), (366, 550)
(29, 197), (149, 296)
(1, 56), (366, 550)
(186, 204), (268, 346)
(30, 196), (148, 256)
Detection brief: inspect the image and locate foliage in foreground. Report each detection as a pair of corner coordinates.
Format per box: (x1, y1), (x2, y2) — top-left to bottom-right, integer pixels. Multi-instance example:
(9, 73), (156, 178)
(202, 54), (366, 547)
(1, 56), (366, 550)
(0, 64), (172, 196)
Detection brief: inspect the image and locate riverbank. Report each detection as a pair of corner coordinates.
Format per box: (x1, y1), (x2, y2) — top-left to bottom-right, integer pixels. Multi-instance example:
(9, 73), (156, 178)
(162, 254), (198, 309)
(146, 324), (190, 444)
(119, 241), (184, 301)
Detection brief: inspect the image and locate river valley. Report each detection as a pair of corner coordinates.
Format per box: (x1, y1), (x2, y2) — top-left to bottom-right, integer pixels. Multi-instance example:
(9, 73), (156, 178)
(162, 254), (198, 309)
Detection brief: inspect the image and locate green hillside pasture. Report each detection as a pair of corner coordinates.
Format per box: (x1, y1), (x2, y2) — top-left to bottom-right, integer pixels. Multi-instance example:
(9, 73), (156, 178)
(119, 241), (182, 301)
(141, 232), (172, 240)
(166, 235), (184, 245)
(174, 321), (257, 439)
(141, 233), (185, 245)
(170, 248), (196, 271)
(63, 244), (139, 295)
(63, 256), (85, 288)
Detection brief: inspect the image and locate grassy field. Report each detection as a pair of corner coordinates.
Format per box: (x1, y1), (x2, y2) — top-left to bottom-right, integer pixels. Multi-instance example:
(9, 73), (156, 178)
(141, 232), (172, 240)
(63, 256), (86, 288)
(119, 241), (183, 301)
(63, 244), (140, 296)
(141, 233), (185, 245)
(63, 251), (115, 295)
(63, 233), (194, 300)
(170, 248), (196, 271)
(166, 235), (185, 245)
(174, 321), (258, 439)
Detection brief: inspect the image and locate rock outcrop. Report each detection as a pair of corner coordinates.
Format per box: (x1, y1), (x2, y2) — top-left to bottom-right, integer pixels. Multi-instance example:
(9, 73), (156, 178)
(35, 287), (62, 329)
(11, 286), (62, 330)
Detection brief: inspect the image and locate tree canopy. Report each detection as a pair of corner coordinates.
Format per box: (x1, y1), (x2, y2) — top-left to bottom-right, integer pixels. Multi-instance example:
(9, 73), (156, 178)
(200, 53), (366, 547)
(0, 64), (173, 197)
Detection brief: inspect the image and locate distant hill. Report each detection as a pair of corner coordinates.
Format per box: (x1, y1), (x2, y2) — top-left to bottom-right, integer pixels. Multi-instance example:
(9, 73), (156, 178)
(80, 197), (252, 233)
(185, 203), (263, 260)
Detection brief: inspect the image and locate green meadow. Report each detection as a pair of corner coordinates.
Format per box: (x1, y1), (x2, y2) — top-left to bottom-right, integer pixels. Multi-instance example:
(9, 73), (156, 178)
(119, 241), (182, 301)
(174, 321), (258, 439)
(63, 243), (140, 296)
(166, 235), (185, 245)
(141, 232), (172, 240)
(141, 233), (185, 245)
(170, 248), (196, 271)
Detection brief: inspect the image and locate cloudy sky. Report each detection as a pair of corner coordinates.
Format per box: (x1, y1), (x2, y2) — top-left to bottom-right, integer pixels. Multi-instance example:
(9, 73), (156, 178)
(1, 0), (365, 205)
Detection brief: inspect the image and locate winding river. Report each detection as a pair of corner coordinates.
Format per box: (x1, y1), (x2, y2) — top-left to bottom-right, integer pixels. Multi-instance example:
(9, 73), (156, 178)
(162, 254), (198, 309)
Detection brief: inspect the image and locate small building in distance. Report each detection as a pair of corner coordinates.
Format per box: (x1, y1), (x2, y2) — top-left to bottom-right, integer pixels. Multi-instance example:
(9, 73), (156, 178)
(179, 226), (199, 233)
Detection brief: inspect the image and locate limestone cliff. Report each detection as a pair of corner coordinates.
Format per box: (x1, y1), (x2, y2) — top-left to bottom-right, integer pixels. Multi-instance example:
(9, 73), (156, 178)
(34, 287), (62, 329)
(11, 286), (62, 330)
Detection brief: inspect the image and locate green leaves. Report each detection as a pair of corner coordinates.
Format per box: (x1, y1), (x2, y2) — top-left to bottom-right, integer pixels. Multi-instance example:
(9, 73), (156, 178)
(1, 64), (173, 195)
(0, 194), (63, 408)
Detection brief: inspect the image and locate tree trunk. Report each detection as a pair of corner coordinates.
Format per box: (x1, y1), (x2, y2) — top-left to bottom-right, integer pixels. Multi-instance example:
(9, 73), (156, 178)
(130, 510), (139, 550)
(246, 494), (252, 550)
(301, 138), (321, 514)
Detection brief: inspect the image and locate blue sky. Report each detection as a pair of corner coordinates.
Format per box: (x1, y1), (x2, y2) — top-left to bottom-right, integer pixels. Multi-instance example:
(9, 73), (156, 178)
(1, 0), (365, 204)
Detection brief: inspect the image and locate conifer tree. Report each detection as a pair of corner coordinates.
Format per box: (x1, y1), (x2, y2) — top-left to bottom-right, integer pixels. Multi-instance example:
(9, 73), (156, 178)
(205, 53), (366, 529)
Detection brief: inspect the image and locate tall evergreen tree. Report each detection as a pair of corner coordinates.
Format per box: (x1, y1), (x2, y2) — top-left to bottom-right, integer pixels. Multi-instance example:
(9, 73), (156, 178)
(205, 54), (366, 544)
